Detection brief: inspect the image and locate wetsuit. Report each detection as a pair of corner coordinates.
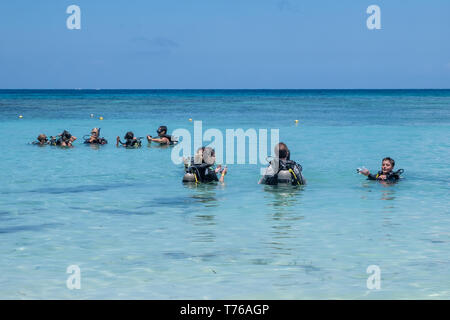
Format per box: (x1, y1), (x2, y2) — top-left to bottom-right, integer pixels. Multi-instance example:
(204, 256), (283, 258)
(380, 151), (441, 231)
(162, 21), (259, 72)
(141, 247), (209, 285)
(159, 134), (175, 145)
(120, 138), (141, 148)
(367, 169), (403, 182)
(260, 159), (305, 186)
(84, 137), (108, 145)
(186, 160), (218, 183)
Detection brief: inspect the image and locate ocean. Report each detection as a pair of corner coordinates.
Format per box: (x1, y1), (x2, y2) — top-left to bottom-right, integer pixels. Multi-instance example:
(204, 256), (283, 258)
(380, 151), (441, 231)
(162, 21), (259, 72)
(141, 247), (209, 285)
(0, 89), (449, 299)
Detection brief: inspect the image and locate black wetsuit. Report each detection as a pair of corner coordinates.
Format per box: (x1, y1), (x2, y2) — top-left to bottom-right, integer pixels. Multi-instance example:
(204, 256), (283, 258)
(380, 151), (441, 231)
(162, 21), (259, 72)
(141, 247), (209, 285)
(186, 161), (218, 183)
(84, 137), (108, 145)
(159, 134), (175, 145)
(260, 159), (305, 186)
(121, 138), (141, 147)
(367, 170), (403, 182)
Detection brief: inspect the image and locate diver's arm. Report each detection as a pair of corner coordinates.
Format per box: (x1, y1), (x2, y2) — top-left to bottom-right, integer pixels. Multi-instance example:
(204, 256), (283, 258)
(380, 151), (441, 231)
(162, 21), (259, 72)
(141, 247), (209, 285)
(219, 167), (227, 183)
(116, 136), (123, 147)
(359, 169), (377, 180)
(149, 137), (170, 144)
(367, 173), (378, 180)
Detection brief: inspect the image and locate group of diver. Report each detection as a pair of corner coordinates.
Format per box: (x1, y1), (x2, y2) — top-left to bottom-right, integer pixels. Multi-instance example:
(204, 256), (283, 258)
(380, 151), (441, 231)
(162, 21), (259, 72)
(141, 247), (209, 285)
(32, 125), (403, 185)
(33, 126), (175, 148)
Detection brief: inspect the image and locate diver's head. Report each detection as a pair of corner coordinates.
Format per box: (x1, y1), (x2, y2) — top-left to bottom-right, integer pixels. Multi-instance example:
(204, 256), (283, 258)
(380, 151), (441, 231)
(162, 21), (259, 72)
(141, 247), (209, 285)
(37, 134), (48, 144)
(274, 142), (289, 160)
(157, 126), (167, 137)
(124, 131), (134, 140)
(382, 157), (395, 174)
(194, 146), (216, 165)
(203, 147), (216, 165)
(91, 128), (99, 138)
(61, 130), (72, 141)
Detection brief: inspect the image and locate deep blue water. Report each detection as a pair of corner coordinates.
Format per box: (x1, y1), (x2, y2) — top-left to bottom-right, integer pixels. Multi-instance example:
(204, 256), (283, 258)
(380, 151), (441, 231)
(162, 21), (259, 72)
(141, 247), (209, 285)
(0, 90), (449, 299)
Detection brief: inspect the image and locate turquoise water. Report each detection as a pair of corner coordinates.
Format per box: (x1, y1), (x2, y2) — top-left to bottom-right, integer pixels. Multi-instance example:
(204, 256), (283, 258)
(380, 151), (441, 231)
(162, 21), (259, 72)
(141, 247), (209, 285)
(0, 90), (449, 299)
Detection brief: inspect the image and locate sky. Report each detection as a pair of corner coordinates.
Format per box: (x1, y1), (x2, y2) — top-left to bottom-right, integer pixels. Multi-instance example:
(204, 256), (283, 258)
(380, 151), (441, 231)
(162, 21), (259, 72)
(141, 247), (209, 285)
(0, 0), (449, 89)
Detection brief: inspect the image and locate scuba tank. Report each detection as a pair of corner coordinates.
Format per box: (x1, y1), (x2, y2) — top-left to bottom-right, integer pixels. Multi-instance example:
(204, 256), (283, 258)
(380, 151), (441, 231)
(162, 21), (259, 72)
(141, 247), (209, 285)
(262, 158), (305, 186)
(182, 157), (218, 183)
(277, 170), (293, 184)
(182, 172), (197, 183)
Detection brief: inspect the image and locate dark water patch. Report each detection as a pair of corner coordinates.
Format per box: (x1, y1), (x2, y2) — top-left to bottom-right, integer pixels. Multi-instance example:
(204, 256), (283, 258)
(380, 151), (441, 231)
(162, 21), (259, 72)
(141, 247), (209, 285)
(93, 208), (155, 216)
(163, 251), (218, 261)
(28, 183), (136, 195)
(144, 197), (200, 208)
(0, 223), (63, 234)
(69, 206), (154, 215)
(163, 251), (190, 259)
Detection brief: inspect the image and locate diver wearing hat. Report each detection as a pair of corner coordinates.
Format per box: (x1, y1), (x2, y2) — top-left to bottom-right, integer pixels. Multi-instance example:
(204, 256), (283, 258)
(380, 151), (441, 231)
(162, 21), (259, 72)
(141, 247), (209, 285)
(147, 126), (177, 145)
(259, 142), (305, 186)
(116, 131), (142, 148)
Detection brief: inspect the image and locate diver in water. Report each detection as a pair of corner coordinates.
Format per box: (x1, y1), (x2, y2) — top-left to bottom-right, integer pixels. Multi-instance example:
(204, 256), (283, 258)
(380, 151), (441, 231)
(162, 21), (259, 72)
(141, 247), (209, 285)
(358, 157), (403, 182)
(259, 142), (306, 186)
(56, 130), (77, 147)
(147, 126), (177, 145)
(183, 147), (227, 183)
(116, 131), (142, 148)
(32, 134), (50, 145)
(84, 128), (108, 145)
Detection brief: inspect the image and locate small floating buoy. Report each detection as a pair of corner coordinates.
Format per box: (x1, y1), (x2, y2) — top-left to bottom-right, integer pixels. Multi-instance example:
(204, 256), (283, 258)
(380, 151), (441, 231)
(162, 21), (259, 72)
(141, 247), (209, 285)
(295, 120), (299, 124)
(19, 115), (23, 119)
(99, 116), (104, 120)
(90, 114), (94, 118)
(188, 118), (192, 122)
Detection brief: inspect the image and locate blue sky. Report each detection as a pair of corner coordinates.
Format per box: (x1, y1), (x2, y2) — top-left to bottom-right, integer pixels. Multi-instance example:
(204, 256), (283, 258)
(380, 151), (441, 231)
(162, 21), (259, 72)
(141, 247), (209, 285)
(0, 0), (449, 89)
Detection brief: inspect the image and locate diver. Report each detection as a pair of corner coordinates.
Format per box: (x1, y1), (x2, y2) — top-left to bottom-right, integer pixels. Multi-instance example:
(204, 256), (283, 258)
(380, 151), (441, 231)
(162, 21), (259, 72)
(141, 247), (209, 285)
(56, 130), (77, 147)
(32, 134), (50, 145)
(147, 126), (177, 145)
(259, 142), (306, 186)
(183, 147), (227, 183)
(358, 157), (403, 183)
(84, 128), (108, 145)
(116, 131), (142, 148)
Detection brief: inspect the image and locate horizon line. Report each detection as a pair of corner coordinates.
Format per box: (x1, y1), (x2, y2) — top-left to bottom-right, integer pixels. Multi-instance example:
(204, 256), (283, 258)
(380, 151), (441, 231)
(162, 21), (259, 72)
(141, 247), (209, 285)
(1, 88), (450, 91)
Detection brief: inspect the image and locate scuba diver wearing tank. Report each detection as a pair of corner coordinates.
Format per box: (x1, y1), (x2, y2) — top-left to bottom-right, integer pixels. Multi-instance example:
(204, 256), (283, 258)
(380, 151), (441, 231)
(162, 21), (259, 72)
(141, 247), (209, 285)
(84, 128), (108, 145)
(32, 134), (49, 145)
(56, 130), (77, 147)
(259, 142), (306, 186)
(147, 126), (176, 145)
(359, 157), (403, 183)
(183, 147), (227, 183)
(116, 131), (142, 148)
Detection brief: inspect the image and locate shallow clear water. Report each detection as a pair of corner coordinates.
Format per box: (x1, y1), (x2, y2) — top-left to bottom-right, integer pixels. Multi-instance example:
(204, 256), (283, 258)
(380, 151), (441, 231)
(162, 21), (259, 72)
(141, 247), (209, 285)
(0, 90), (449, 299)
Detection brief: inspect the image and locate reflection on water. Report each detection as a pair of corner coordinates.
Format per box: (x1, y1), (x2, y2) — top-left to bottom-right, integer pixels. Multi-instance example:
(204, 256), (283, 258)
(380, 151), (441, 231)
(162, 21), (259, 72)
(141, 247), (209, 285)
(263, 185), (305, 257)
(263, 185), (304, 211)
(360, 181), (398, 201)
(87, 144), (100, 150)
(185, 183), (219, 243)
(381, 188), (396, 201)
